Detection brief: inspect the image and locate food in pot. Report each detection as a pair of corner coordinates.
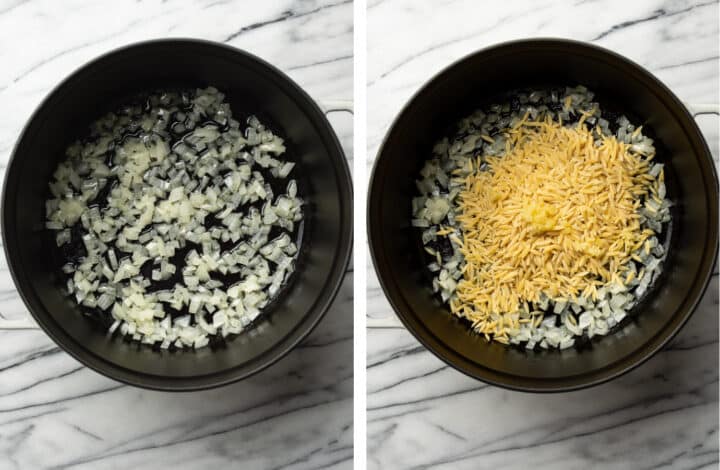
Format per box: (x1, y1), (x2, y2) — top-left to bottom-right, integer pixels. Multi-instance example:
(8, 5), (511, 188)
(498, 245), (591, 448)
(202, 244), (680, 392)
(412, 86), (671, 349)
(45, 87), (303, 349)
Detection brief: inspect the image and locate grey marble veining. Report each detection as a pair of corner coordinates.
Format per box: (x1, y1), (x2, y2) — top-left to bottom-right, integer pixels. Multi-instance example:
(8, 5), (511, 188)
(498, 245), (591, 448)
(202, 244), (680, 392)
(0, 0), (353, 468)
(367, 0), (719, 468)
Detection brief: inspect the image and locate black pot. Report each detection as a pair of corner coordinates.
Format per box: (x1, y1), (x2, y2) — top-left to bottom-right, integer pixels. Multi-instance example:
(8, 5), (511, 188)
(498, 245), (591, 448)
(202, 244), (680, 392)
(368, 39), (718, 392)
(2, 39), (353, 391)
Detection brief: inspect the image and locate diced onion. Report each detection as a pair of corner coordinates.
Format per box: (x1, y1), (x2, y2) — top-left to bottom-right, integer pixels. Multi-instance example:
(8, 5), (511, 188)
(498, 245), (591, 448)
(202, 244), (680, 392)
(44, 87), (304, 349)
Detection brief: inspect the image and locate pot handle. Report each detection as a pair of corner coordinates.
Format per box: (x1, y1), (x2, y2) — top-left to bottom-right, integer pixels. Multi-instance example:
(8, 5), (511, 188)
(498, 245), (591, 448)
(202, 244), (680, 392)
(686, 103), (720, 118)
(0, 236), (37, 328)
(319, 100), (353, 114)
(0, 318), (37, 329)
(367, 315), (404, 328)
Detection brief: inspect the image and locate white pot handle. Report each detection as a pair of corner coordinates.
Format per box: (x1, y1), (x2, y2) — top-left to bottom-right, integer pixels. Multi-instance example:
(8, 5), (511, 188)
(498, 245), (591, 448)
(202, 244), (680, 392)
(319, 99), (354, 114)
(0, 235), (37, 328)
(0, 318), (37, 329)
(367, 315), (404, 328)
(686, 103), (720, 118)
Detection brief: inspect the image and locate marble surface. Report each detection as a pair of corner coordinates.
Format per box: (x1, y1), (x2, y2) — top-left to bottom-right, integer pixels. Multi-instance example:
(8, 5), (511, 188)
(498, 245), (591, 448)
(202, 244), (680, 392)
(0, 1), (353, 469)
(367, 0), (719, 468)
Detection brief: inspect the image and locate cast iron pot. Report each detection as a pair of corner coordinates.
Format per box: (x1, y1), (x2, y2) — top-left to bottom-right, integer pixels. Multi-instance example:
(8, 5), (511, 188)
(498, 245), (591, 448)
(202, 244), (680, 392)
(368, 38), (718, 392)
(2, 39), (353, 391)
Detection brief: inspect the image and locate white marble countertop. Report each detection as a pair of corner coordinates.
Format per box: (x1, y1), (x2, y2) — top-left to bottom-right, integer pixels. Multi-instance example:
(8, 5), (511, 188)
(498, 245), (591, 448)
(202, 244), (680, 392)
(367, 1), (719, 468)
(0, 1), (353, 468)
